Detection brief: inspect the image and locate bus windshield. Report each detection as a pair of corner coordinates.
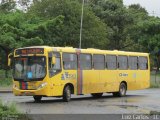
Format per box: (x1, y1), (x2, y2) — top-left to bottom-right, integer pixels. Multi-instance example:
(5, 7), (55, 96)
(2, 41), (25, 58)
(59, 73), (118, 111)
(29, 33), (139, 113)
(13, 56), (46, 81)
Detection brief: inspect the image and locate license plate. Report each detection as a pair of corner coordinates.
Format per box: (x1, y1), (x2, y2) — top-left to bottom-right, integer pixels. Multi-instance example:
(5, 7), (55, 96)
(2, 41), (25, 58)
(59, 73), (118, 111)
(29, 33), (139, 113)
(28, 82), (37, 90)
(22, 92), (34, 96)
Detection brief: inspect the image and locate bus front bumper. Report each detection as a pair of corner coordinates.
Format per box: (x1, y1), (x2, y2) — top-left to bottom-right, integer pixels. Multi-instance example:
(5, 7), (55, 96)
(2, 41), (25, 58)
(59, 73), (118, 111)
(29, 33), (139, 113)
(13, 87), (49, 96)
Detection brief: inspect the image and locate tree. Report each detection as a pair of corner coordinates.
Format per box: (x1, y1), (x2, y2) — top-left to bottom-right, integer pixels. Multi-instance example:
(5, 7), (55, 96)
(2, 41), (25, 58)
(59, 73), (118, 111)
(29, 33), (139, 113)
(28, 0), (108, 49)
(0, 0), (16, 13)
(88, 0), (134, 50)
(136, 17), (160, 53)
(126, 4), (160, 52)
(0, 10), (64, 76)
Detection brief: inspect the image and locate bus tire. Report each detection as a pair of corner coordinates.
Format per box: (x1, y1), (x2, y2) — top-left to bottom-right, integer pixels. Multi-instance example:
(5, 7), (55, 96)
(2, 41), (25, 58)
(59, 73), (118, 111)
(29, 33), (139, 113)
(33, 95), (42, 102)
(91, 93), (103, 98)
(113, 82), (127, 97)
(63, 85), (71, 102)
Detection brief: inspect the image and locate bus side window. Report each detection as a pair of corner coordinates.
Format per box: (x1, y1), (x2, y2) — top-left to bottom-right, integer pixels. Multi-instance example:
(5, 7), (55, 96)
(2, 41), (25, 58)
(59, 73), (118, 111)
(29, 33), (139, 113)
(80, 54), (92, 70)
(138, 57), (148, 70)
(63, 53), (77, 70)
(128, 56), (138, 70)
(106, 55), (117, 70)
(118, 56), (128, 70)
(48, 52), (61, 77)
(93, 54), (105, 70)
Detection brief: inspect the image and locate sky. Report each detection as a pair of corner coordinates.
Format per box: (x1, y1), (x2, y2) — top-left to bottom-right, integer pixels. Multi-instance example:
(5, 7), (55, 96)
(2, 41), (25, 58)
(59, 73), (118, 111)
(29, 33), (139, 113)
(123, 0), (160, 17)
(0, 0), (159, 17)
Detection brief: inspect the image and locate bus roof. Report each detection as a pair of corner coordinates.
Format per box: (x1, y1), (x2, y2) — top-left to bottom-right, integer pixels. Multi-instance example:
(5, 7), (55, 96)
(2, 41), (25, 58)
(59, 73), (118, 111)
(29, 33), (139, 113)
(16, 46), (149, 56)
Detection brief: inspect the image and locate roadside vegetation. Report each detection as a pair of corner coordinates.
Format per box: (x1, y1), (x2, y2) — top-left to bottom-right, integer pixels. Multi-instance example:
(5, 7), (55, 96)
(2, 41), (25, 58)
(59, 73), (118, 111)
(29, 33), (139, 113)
(150, 71), (160, 88)
(0, 70), (12, 87)
(0, 100), (30, 120)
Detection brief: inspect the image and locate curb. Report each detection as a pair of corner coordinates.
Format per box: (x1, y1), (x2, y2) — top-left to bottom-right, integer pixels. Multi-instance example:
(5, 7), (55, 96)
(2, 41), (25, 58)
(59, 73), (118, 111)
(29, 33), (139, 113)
(0, 90), (12, 93)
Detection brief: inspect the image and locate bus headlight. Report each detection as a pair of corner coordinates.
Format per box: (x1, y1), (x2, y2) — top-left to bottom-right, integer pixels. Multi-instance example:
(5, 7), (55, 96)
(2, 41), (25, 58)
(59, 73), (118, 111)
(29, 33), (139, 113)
(37, 83), (47, 90)
(13, 84), (18, 89)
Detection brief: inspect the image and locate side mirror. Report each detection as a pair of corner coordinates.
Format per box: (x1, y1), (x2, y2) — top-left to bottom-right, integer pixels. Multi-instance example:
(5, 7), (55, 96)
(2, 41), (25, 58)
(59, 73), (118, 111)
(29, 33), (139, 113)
(52, 57), (56, 64)
(8, 58), (11, 67)
(8, 53), (13, 67)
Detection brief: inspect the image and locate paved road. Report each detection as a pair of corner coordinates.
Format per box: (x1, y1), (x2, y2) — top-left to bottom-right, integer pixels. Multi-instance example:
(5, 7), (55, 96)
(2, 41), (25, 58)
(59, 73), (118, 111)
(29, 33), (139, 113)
(0, 88), (160, 115)
(1, 89), (160, 120)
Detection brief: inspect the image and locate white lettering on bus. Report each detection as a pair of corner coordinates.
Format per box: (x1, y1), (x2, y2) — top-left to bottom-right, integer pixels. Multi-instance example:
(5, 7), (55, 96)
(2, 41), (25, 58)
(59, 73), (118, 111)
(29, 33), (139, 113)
(119, 73), (128, 77)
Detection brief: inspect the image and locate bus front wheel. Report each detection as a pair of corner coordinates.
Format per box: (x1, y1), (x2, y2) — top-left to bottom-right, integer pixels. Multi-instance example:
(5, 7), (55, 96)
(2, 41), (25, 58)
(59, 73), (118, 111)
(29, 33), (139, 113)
(91, 93), (103, 98)
(33, 95), (42, 102)
(113, 82), (127, 97)
(63, 85), (71, 102)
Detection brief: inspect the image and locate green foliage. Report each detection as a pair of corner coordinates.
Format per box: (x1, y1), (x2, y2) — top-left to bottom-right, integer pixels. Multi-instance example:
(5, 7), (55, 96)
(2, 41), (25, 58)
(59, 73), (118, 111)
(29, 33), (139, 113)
(150, 72), (160, 88)
(150, 81), (160, 88)
(0, 11), (65, 49)
(0, 10), (64, 72)
(0, 100), (19, 115)
(28, 0), (108, 48)
(0, 0), (16, 13)
(0, 70), (12, 86)
(130, 17), (160, 53)
(89, 0), (135, 50)
(1, 0), (160, 71)
(150, 79), (160, 88)
(0, 78), (12, 87)
(0, 100), (31, 120)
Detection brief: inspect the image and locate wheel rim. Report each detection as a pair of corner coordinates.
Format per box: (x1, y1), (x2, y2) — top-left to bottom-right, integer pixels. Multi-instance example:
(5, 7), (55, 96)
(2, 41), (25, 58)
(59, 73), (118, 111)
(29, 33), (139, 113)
(120, 84), (126, 96)
(66, 88), (71, 100)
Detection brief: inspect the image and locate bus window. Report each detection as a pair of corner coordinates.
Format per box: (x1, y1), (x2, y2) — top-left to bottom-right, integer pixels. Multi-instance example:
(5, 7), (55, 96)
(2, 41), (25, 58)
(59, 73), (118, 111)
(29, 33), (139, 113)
(139, 57), (148, 70)
(48, 52), (61, 77)
(63, 53), (77, 70)
(14, 57), (46, 80)
(118, 56), (128, 70)
(129, 56), (138, 70)
(80, 54), (92, 70)
(93, 54), (105, 70)
(106, 55), (117, 70)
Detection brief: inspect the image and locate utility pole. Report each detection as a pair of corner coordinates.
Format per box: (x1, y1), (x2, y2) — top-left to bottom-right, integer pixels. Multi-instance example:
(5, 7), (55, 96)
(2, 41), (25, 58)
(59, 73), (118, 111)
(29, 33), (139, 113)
(79, 0), (85, 49)
(152, 11), (155, 16)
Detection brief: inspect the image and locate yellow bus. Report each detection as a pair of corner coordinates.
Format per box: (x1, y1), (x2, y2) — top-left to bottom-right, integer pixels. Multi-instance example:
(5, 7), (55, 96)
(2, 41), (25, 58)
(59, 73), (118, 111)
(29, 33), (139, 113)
(11, 46), (150, 102)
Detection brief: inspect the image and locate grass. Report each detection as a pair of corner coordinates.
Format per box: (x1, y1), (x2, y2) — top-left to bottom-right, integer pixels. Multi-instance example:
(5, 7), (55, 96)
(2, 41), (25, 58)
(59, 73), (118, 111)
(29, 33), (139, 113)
(0, 100), (31, 120)
(150, 71), (160, 88)
(0, 70), (12, 87)
(0, 100), (18, 115)
(0, 78), (12, 87)
(150, 80), (160, 88)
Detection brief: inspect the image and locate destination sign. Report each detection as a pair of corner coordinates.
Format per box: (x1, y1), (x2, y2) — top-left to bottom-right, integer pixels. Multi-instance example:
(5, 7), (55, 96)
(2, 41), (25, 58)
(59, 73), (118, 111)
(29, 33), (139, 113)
(15, 48), (44, 55)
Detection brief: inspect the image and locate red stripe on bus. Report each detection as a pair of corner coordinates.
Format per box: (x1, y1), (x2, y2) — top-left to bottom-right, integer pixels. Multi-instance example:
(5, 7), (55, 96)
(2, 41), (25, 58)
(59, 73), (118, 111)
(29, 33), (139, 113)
(22, 82), (26, 90)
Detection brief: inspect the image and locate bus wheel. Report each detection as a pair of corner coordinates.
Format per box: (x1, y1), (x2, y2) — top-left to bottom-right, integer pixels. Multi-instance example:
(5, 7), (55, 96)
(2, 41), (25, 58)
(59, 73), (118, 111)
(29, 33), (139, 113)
(63, 86), (71, 102)
(91, 93), (103, 98)
(33, 95), (42, 102)
(113, 82), (127, 97)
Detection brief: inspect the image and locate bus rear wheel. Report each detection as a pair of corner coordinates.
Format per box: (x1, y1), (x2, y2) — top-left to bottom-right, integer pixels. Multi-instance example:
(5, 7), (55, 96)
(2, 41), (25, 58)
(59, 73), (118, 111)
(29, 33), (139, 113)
(33, 95), (42, 102)
(63, 85), (71, 102)
(91, 93), (103, 98)
(113, 82), (127, 97)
